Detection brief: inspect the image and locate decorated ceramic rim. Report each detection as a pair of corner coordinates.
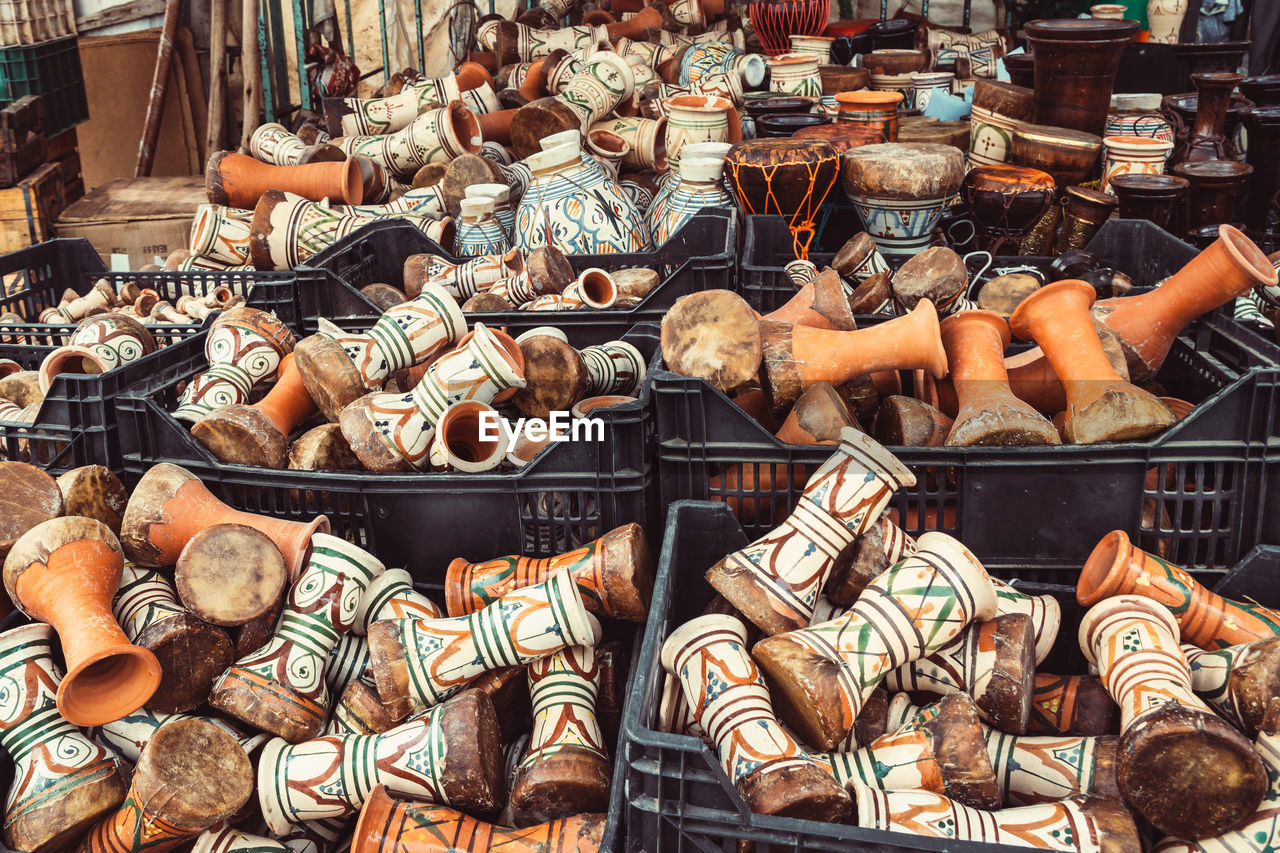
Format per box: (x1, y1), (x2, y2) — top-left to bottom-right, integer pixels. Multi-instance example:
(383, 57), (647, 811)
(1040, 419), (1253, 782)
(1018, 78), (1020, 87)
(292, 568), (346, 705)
(1014, 123), (1103, 151)
(768, 52), (821, 68)
(662, 93), (735, 113)
(1103, 135), (1174, 153)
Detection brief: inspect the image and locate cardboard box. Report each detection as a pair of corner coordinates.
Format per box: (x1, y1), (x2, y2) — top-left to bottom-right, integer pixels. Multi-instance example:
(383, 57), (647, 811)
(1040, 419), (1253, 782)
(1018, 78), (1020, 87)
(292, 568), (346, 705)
(56, 174), (202, 268)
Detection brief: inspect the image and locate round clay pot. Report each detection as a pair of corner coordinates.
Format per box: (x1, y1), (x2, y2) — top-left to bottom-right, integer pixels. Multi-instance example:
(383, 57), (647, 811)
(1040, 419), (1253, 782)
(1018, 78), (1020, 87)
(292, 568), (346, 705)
(834, 90), (903, 142)
(1174, 159), (1253, 233)
(1110, 173), (1189, 233)
(1025, 19), (1140, 139)
(1101, 135), (1174, 194)
(1011, 123), (1103, 187)
(756, 113), (832, 138)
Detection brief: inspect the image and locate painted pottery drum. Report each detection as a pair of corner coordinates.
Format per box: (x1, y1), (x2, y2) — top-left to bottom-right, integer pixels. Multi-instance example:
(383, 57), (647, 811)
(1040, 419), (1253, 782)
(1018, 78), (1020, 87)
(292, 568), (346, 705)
(1010, 123), (1103, 188)
(1102, 135), (1174, 194)
(834, 91), (903, 142)
(840, 142), (966, 255)
(1106, 93), (1174, 143)
(969, 105), (1021, 167)
(724, 138), (839, 260)
(963, 165), (1057, 255)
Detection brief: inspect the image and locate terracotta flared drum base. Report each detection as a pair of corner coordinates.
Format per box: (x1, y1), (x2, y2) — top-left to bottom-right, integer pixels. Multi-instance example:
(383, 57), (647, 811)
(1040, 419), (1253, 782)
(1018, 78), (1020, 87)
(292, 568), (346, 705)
(58, 643), (161, 727)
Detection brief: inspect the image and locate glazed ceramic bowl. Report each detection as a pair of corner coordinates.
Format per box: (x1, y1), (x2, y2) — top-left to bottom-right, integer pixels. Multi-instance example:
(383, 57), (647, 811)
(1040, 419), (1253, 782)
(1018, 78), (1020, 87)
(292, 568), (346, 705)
(1011, 123), (1104, 186)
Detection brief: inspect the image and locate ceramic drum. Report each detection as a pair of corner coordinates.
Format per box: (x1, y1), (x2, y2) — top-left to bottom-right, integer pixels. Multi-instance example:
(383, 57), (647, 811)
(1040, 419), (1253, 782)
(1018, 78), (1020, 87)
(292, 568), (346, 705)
(724, 138), (840, 260)
(962, 165), (1058, 255)
(835, 91), (903, 143)
(841, 142), (966, 255)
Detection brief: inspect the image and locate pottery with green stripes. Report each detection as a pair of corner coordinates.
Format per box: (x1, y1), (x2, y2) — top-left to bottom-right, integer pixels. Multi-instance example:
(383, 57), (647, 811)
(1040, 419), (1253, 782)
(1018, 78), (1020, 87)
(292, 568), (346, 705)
(85, 705), (268, 764)
(339, 323), (527, 472)
(324, 569), (445, 712)
(510, 645), (610, 824)
(366, 569), (601, 717)
(0, 622), (127, 853)
(1182, 636), (1280, 737)
(255, 688), (505, 834)
(293, 282), (466, 422)
(111, 564), (234, 714)
(191, 824), (298, 853)
(751, 531), (999, 752)
(172, 307), (296, 424)
(208, 534), (386, 743)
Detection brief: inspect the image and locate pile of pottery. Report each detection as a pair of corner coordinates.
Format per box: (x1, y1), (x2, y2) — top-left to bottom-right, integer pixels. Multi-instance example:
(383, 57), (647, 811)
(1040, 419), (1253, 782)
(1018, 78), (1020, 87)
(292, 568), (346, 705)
(655, 427), (1280, 848)
(172, 302), (644, 472)
(0, 457), (654, 852)
(659, 222), (1278, 446)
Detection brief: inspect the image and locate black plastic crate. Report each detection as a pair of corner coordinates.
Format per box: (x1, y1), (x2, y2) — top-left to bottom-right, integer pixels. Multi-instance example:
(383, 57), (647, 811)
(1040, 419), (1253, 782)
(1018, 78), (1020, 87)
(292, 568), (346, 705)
(0, 37), (86, 135)
(0, 238), (381, 469)
(0, 579), (638, 853)
(739, 216), (1204, 314)
(114, 323), (661, 577)
(652, 310), (1280, 581)
(297, 210), (737, 347)
(621, 500), (1279, 853)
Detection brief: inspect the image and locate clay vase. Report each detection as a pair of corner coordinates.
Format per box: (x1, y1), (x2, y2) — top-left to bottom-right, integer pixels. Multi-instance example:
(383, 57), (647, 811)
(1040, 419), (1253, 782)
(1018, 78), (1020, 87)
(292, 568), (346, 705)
(466, 182), (516, 236)
(940, 311), (1060, 447)
(1025, 19), (1140, 139)
(334, 100), (483, 181)
(455, 196), (511, 257)
(1182, 637), (1280, 736)
(834, 90), (902, 143)
(0, 622), (127, 853)
(963, 165), (1057, 255)
(339, 324), (526, 472)
(850, 782), (1140, 850)
(249, 190), (453, 270)
(81, 718), (253, 853)
(254, 688), (501, 833)
(884, 612), (1037, 734)
(651, 156), (734, 248)
(1152, 730), (1280, 852)
(757, 300), (949, 417)
(446, 522), (652, 622)
(120, 461), (329, 577)
(112, 564), (234, 713)
(678, 42), (767, 90)
(209, 534), (385, 742)
(367, 569), (601, 717)
(351, 785), (606, 853)
(1175, 159), (1253, 232)
(206, 150), (363, 208)
(1078, 529), (1280, 649)
(514, 141), (651, 255)
(190, 353), (318, 468)
(509, 52), (635, 158)
(704, 429), (913, 637)
(1080, 594), (1267, 838)
(814, 694), (1001, 809)
(662, 614), (852, 820)
(1101, 135), (1174, 195)
(724, 139), (839, 260)
(1182, 72), (1245, 165)
(1008, 280), (1176, 443)
(38, 312), (157, 393)
(1092, 224), (1278, 381)
(3, 518), (162, 726)
(767, 53), (821, 99)
(751, 532), (998, 751)
(841, 142), (966, 255)
(661, 95), (737, 172)
(1148, 0), (1189, 43)
(508, 645), (609, 825)
(292, 284), (466, 422)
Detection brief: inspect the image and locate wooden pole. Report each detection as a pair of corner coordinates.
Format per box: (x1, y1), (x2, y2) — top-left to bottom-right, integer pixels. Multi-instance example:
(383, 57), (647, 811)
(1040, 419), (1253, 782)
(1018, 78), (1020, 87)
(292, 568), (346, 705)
(134, 0), (183, 177)
(207, 0), (227, 155)
(239, 0), (262, 152)
(176, 26), (208, 165)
